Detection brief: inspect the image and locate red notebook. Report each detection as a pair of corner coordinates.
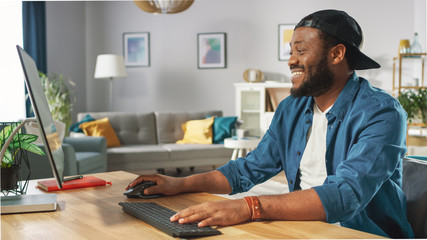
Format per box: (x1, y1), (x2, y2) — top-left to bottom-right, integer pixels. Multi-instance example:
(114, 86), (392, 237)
(37, 176), (112, 192)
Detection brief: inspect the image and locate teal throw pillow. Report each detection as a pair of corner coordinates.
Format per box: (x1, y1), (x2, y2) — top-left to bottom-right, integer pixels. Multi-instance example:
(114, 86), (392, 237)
(69, 114), (95, 133)
(212, 116), (237, 144)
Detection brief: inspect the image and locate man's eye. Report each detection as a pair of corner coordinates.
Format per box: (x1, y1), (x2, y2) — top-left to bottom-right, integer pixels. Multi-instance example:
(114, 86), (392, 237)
(290, 50), (300, 56)
(290, 48), (305, 56)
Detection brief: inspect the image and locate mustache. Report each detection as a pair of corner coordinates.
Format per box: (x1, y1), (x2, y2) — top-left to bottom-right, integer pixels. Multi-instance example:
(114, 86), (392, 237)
(290, 65), (304, 70)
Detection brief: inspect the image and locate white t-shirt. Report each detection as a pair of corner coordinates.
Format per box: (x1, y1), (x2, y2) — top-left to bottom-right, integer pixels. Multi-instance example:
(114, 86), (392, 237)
(299, 104), (332, 190)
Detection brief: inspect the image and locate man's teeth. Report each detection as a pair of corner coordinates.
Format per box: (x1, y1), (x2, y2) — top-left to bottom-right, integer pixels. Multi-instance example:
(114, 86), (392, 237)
(292, 71), (303, 76)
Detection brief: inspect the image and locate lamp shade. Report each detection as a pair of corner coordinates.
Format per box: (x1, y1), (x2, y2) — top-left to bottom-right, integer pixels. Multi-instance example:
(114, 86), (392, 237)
(134, 0), (194, 14)
(94, 54), (127, 79)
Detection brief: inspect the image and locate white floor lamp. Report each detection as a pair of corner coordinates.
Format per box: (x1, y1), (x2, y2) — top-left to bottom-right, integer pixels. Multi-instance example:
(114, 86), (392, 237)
(94, 54), (127, 111)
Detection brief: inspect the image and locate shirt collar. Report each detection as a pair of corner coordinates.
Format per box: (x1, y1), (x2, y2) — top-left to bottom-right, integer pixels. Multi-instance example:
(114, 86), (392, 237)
(329, 72), (360, 120)
(303, 72), (360, 120)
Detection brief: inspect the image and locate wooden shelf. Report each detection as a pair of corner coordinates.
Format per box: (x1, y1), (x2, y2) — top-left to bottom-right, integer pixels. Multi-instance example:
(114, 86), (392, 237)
(392, 53), (426, 96)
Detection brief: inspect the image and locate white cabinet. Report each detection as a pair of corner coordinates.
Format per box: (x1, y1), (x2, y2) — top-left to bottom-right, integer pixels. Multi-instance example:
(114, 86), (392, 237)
(234, 82), (292, 137)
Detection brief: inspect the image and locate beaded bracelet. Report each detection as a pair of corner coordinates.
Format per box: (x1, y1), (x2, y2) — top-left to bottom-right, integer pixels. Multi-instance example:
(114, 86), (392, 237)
(244, 196), (261, 220)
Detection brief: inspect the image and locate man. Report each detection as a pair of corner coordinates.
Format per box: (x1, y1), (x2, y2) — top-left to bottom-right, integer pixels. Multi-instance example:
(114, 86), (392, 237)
(127, 10), (414, 238)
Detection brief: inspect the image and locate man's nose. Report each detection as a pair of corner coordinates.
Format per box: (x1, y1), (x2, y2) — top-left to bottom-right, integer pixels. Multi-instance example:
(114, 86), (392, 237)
(288, 54), (297, 69)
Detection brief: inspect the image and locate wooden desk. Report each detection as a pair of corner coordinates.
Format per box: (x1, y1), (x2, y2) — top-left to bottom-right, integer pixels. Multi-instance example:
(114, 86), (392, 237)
(1, 171), (383, 239)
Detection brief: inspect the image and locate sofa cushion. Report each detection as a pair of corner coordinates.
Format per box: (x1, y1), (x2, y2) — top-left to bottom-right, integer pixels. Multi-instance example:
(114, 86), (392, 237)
(212, 116), (237, 144)
(78, 112), (157, 145)
(155, 111), (222, 144)
(162, 143), (233, 160)
(80, 118), (121, 147)
(106, 144), (170, 171)
(108, 143), (167, 153)
(70, 114), (95, 133)
(177, 117), (214, 144)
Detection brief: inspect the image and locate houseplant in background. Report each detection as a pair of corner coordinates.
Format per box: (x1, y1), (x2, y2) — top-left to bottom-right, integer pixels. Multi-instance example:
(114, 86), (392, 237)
(39, 72), (76, 136)
(397, 88), (427, 125)
(397, 88), (427, 147)
(1, 122), (45, 193)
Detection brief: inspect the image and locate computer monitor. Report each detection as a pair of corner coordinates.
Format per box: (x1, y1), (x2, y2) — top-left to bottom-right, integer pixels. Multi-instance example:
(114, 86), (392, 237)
(16, 45), (64, 189)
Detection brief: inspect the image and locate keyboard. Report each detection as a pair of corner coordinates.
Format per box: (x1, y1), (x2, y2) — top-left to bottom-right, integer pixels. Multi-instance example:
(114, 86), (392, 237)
(119, 202), (221, 238)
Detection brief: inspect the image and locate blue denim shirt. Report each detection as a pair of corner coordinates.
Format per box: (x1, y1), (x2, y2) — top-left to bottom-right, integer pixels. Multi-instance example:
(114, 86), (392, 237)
(218, 73), (414, 238)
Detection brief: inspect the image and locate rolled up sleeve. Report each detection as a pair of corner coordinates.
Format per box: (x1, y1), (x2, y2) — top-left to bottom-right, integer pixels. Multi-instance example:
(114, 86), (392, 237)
(218, 129), (283, 195)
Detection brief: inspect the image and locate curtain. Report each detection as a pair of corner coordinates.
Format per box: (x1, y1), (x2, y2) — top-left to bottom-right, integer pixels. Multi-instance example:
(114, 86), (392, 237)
(22, 1), (46, 117)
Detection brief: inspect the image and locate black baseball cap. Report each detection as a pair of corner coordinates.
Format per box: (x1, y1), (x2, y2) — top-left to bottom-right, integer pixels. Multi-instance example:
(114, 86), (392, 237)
(295, 9), (380, 70)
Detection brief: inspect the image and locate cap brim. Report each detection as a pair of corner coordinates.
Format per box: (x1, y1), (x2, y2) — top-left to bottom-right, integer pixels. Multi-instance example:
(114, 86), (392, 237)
(353, 49), (381, 70)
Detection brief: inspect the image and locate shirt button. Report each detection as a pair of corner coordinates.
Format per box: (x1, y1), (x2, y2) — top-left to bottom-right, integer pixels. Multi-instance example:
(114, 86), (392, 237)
(297, 151), (301, 156)
(289, 180), (293, 184)
(306, 120), (310, 124)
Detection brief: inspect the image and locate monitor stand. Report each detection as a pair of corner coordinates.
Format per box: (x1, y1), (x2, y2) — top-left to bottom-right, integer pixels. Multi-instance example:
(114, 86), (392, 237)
(1, 194), (57, 214)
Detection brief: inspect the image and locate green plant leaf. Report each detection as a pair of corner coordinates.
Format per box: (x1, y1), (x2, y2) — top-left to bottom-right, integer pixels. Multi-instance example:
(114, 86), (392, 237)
(24, 143), (46, 156)
(0, 124), (13, 143)
(9, 134), (38, 150)
(1, 149), (13, 165)
(39, 71), (75, 136)
(16, 134), (38, 144)
(1, 161), (11, 168)
(13, 141), (45, 156)
(397, 88), (427, 124)
(397, 91), (417, 122)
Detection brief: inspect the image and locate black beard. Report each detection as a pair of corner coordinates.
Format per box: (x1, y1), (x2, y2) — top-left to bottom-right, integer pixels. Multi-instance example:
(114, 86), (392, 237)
(290, 55), (334, 98)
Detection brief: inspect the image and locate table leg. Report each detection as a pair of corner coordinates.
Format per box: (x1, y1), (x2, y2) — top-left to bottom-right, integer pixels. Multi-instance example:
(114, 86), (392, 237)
(231, 149), (238, 160)
(238, 149), (244, 158)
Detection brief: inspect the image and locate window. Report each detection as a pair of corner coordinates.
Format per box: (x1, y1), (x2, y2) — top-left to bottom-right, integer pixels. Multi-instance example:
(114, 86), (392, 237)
(0, 1), (25, 122)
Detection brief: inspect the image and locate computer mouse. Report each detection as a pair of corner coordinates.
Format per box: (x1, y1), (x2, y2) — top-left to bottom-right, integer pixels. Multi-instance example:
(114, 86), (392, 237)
(124, 181), (163, 199)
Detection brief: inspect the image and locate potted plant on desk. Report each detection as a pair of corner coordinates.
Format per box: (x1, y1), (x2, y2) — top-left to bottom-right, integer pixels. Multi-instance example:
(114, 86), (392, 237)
(1, 122), (45, 193)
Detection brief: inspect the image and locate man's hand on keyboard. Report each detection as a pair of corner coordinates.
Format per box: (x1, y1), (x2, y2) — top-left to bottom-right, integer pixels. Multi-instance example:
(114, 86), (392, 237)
(170, 199), (251, 227)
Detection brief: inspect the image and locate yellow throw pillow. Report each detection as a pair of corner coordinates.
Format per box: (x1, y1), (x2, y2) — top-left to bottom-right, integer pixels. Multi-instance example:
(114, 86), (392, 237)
(176, 117), (214, 144)
(79, 118), (121, 147)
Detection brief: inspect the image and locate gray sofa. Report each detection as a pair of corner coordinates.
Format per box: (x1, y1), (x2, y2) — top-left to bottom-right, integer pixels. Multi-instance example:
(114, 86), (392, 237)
(77, 110), (234, 172)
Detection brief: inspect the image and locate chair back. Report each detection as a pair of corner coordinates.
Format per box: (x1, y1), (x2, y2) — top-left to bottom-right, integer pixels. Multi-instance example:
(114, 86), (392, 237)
(403, 156), (427, 238)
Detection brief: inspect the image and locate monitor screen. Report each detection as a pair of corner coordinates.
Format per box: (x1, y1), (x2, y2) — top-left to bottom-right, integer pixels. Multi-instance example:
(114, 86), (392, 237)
(16, 45), (64, 189)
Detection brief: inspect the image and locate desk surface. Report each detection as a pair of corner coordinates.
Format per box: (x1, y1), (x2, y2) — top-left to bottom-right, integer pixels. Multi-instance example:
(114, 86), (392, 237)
(1, 171), (383, 239)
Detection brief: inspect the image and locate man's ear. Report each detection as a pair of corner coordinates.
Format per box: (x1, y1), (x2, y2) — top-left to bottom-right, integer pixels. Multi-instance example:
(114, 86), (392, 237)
(330, 44), (346, 65)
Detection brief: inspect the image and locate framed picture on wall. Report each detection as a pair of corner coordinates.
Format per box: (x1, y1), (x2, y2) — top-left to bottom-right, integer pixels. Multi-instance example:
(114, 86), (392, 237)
(123, 32), (150, 67)
(197, 32), (226, 69)
(278, 24), (295, 61)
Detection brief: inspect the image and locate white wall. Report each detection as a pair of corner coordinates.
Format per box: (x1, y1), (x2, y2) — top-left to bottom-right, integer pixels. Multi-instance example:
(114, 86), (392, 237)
(45, 0), (424, 118)
(46, 1), (86, 120)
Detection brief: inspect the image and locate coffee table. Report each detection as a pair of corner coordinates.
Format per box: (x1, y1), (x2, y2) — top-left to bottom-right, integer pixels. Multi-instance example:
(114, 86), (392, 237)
(224, 137), (261, 160)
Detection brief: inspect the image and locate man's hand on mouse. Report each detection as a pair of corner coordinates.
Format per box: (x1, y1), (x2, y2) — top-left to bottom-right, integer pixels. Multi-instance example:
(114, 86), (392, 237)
(170, 199), (251, 227)
(126, 174), (184, 196)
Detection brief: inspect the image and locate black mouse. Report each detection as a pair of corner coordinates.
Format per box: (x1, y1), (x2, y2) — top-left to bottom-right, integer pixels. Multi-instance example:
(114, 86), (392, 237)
(124, 181), (163, 199)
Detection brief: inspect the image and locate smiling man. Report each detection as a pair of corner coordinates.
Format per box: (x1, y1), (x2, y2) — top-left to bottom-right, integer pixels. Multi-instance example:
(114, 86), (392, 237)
(127, 10), (414, 238)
